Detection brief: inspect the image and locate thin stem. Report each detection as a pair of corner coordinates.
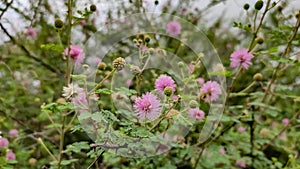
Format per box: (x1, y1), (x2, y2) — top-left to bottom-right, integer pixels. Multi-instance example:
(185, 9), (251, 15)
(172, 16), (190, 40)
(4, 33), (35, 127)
(57, 116), (66, 169)
(90, 69), (116, 94)
(66, 0), (73, 84)
(238, 81), (256, 93)
(87, 150), (105, 169)
(38, 137), (58, 162)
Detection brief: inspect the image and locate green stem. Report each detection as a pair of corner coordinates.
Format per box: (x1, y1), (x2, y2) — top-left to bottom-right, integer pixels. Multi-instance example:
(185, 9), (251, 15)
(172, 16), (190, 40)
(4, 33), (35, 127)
(66, 0), (73, 84)
(90, 69), (116, 94)
(38, 137), (58, 162)
(57, 116), (66, 169)
(238, 81), (256, 93)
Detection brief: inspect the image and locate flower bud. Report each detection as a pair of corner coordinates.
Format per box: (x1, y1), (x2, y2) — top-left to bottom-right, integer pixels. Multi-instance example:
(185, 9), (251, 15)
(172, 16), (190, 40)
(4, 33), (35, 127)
(154, 0), (159, 5)
(255, 36), (264, 44)
(243, 3), (250, 10)
(90, 4), (97, 12)
(144, 35), (150, 43)
(178, 61), (184, 67)
(255, 0), (264, 10)
(97, 62), (107, 70)
(28, 158), (37, 166)
(54, 19), (64, 29)
(164, 87), (173, 96)
(253, 73), (263, 81)
(189, 100), (198, 108)
(277, 5), (283, 12)
(113, 57), (126, 71)
(130, 65), (141, 74)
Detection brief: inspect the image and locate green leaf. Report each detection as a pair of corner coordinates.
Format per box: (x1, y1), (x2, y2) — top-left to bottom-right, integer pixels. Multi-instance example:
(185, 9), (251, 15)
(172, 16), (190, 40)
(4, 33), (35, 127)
(40, 43), (64, 53)
(60, 159), (78, 166)
(95, 88), (112, 95)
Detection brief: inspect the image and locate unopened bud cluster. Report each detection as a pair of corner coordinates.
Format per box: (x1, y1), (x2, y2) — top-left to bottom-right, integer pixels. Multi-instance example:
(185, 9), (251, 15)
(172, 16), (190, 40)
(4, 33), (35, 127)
(113, 57), (126, 71)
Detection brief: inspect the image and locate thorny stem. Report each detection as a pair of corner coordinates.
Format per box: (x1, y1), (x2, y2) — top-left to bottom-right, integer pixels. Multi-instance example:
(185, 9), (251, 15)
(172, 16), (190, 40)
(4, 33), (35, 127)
(66, 0), (73, 84)
(262, 14), (300, 103)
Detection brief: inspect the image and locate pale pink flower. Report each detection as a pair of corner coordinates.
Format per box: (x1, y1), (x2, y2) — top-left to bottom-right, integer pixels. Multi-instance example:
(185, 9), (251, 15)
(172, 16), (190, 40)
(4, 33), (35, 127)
(71, 91), (88, 113)
(235, 160), (246, 168)
(219, 148), (226, 154)
(126, 79), (132, 87)
(62, 83), (84, 99)
(200, 81), (222, 103)
(197, 78), (205, 85)
(79, 20), (87, 25)
(0, 138), (9, 148)
(166, 21), (181, 36)
(6, 150), (16, 160)
(282, 118), (289, 125)
(134, 92), (162, 121)
(155, 75), (176, 93)
(171, 95), (179, 102)
(238, 126), (246, 133)
(140, 45), (149, 52)
(188, 64), (195, 74)
(63, 45), (85, 64)
(230, 49), (254, 69)
(26, 28), (37, 38)
(189, 108), (205, 120)
(9, 129), (18, 138)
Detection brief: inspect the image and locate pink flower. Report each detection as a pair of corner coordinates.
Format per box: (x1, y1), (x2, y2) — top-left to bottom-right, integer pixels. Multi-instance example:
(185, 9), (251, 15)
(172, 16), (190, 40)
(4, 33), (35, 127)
(171, 95), (179, 102)
(235, 161), (246, 168)
(238, 126), (246, 133)
(219, 148), (226, 154)
(0, 138), (9, 148)
(6, 150), (16, 160)
(188, 64), (195, 74)
(126, 79), (132, 87)
(63, 45), (85, 64)
(155, 75), (176, 93)
(282, 118), (289, 125)
(197, 78), (205, 85)
(230, 49), (254, 69)
(26, 28), (37, 38)
(9, 129), (18, 138)
(140, 45), (149, 52)
(166, 21), (181, 36)
(200, 81), (221, 103)
(71, 92), (88, 113)
(134, 92), (162, 121)
(79, 20), (87, 25)
(189, 108), (205, 120)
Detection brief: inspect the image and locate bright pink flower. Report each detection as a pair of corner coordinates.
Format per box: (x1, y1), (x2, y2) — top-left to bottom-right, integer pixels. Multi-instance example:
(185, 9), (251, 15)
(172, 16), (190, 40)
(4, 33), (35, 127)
(0, 138), (9, 148)
(200, 81), (221, 103)
(134, 92), (162, 121)
(26, 28), (37, 38)
(282, 118), (289, 125)
(6, 150), (16, 160)
(166, 21), (181, 36)
(64, 45), (85, 64)
(219, 148), (226, 154)
(155, 75), (176, 93)
(238, 126), (246, 132)
(9, 129), (18, 138)
(189, 108), (205, 120)
(197, 78), (205, 85)
(230, 49), (254, 69)
(235, 161), (246, 168)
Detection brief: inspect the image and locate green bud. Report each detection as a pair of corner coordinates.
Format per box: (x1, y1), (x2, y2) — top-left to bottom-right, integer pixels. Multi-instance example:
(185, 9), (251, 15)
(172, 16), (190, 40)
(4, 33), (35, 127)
(144, 35), (150, 43)
(90, 4), (97, 12)
(164, 87), (173, 97)
(189, 100), (198, 108)
(97, 62), (107, 70)
(255, 36), (264, 44)
(54, 19), (64, 29)
(178, 61), (184, 67)
(255, 0), (264, 10)
(243, 3), (250, 10)
(253, 73), (263, 81)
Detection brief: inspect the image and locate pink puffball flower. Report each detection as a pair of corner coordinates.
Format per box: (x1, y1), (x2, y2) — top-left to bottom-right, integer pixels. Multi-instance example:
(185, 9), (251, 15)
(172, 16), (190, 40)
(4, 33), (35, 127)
(0, 138), (9, 148)
(134, 92), (162, 121)
(238, 126), (246, 133)
(219, 148), (226, 154)
(63, 45), (85, 64)
(200, 81), (222, 103)
(71, 91), (88, 113)
(197, 78), (205, 85)
(230, 49), (254, 69)
(6, 150), (16, 160)
(155, 75), (176, 93)
(166, 21), (181, 36)
(26, 27), (37, 38)
(189, 108), (205, 121)
(9, 129), (19, 138)
(140, 45), (149, 52)
(282, 118), (289, 125)
(235, 161), (246, 168)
